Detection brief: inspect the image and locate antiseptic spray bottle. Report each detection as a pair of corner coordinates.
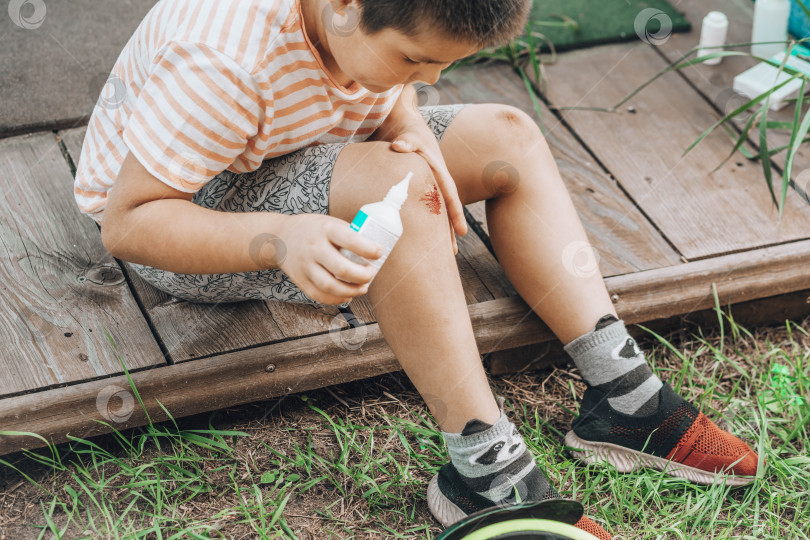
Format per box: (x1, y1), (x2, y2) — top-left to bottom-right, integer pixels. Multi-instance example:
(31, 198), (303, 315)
(339, 171), (413, 284)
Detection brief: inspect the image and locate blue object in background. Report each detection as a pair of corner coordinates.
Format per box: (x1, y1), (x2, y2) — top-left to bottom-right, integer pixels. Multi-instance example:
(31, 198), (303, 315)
(790, 0), (810, 39)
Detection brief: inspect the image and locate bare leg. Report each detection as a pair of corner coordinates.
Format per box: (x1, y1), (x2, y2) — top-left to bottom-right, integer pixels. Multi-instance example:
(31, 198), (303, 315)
(439, 104), (616, 345)
(328, 142), (500, 432)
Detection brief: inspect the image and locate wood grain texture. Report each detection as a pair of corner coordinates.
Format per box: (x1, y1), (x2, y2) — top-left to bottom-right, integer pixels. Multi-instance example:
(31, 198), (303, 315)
(539, 42), (810, 259)
(118, 195), (513, 362)
(0, 295), (552, 455)
(58, 123), (515, 362)
(654, 0), (810, 186)
(435, 63), (682, 274)
(5, 237), (810, 455)
(61, 126), (297, 361)
(0, 132), (163, 397)
(58, 127), (87, 172)
(607, 240), (810, 322)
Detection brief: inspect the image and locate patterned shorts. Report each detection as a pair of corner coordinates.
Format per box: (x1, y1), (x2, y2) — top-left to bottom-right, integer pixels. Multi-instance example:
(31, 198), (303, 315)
(125, 104), (468, 309)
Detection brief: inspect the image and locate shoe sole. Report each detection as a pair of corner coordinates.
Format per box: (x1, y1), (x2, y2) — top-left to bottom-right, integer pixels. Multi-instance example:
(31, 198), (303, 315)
(427, 473), (469, 528)
(565, 430), (755, 487)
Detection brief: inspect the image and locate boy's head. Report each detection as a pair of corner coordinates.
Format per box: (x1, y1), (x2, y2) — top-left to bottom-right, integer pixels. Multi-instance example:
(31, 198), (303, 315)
(302, 0), (531, 92)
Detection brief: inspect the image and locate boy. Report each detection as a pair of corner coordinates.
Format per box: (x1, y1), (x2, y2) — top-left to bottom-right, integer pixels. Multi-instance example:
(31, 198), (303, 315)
(74, 0), (760, 536)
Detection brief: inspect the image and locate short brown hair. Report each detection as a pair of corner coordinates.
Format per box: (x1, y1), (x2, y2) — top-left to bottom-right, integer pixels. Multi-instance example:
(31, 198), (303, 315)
(358, 0), (532, 48)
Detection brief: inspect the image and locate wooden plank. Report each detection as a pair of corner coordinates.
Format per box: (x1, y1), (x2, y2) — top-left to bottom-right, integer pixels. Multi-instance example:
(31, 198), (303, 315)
(5, 237), (810, 455)
(435, 63), (682, 275)
(0, 132), (164, 397)
(57, 127), (88, 175)
(539, 42), (810, 260)
(638, 287), (810, 342)
(124, 279), (292, 362)
(59, 125), (514, 362)
(60, 126), (293, 361)
(608, 239), (810, 321)
(654, 0), (810, 185)
(125, 204), (511, 362)
(0, 295), (550, 455)
(490, 286), (810, 376)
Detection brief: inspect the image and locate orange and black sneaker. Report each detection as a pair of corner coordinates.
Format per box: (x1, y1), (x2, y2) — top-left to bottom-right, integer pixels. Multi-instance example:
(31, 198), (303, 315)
(565, 382), (759, 486)
(428, 461), (613, 539)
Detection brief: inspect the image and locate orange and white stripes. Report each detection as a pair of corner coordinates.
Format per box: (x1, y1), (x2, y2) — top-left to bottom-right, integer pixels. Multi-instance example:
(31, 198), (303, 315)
(74, 0), (402, 224)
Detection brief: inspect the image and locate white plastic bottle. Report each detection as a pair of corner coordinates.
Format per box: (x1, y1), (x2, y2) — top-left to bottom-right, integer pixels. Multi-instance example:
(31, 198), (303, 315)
(339, 171), (412, 283)
(751, 0), (791, 59)
(697, 11), (729, 65)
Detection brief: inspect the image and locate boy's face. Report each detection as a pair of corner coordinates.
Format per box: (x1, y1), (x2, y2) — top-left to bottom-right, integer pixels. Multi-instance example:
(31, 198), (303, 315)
(308, 0), (481, 93)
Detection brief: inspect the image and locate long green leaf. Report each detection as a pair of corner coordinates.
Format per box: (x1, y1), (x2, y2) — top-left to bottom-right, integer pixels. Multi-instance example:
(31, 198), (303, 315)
(103, 326), (155, 431)
(781, 82), (810, 216)
(760, 42), (800, 220)
(267, 490), (293, 530)
(736, 136), (810, 159)
(683, 74), (800, 157)
(760, 96), (776, 209)
(783, 74), (807, 195)
(714, 107), (763, 172)
(612, 50), (747, 111)
(518, 65), (546, 134)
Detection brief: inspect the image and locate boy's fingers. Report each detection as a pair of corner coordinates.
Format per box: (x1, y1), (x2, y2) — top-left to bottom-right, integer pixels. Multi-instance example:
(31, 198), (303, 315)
(390, 138), (468, 240)
(309, 263), (366, 300)
(391, 138), (415, 152)
(325, 249), (376, 285)
(414, 147), (466, 236)
(449, 218), (458, 255)
(331, 220), (384, 260)
(431, 158), (467, 237)
(391, 133), (420, 152)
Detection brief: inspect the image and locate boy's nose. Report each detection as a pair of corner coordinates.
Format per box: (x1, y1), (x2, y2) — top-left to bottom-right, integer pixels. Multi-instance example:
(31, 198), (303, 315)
(417, 67), (442, 86)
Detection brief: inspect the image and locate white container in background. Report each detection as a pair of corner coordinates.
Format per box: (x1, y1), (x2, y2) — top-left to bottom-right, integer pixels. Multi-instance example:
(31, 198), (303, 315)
(339, 171), (412, 284)
(733, 49), (810, 111)
(697, 11), (729, 65)
(751, 0), (791, 58)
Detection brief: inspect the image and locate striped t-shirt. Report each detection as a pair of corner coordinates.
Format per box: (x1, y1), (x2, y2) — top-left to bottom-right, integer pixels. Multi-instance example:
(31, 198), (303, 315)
(74, 0), (403, 224)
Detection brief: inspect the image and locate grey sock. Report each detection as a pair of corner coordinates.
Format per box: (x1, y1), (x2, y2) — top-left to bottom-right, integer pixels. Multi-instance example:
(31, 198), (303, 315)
(441, 396), (559, 505)
(563, 314), (663, 416)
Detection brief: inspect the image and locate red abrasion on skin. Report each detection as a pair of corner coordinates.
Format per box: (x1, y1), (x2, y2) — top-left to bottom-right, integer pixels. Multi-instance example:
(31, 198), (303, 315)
(419, 184), (442, 215)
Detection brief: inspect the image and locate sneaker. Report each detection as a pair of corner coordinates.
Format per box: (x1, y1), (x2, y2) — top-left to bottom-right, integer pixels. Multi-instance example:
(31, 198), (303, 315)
(566, 382), (759, 486)
(427, 461), (612, 540)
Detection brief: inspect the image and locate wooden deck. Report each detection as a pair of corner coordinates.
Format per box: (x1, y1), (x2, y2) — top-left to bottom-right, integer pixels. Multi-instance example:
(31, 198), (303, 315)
(2, 0), (809, 456)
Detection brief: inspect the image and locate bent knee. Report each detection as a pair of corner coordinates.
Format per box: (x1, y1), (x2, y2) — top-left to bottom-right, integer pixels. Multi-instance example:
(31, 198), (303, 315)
(471, 104), (543, 153)
(367, 147), (452, 241)
(493, 105), (542, 145)
(392, 152), (450, 216)
(331, 141), (437, 222)
(362, 143), (447, 218)
(379, 145), (435, 188)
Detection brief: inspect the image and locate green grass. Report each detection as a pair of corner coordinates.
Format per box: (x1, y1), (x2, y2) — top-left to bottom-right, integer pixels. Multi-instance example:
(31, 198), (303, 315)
(1, 312), (809, 538)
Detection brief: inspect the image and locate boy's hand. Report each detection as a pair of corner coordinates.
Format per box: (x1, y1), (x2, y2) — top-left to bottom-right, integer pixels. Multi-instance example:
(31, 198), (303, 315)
(277, 213), (384, 306)
(389, 120), (467, 256)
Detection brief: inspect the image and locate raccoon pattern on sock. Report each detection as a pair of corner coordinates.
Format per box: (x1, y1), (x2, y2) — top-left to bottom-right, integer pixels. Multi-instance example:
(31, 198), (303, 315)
(442, 396), (560, 505)
(565, 314), (664, 416)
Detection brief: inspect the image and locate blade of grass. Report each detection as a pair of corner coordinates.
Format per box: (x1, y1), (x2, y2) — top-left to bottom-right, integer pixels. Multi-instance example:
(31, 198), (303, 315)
(714, 108), (763, 172)
(103, 326), (156, 442)
(683, 74), (798, 158)
(517, 64), (546, 134)
(759, 43), (797, 215)
(781, 81), (810, 216)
